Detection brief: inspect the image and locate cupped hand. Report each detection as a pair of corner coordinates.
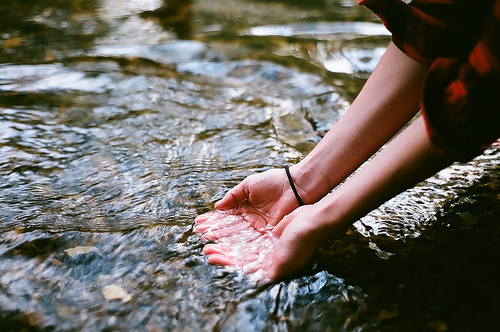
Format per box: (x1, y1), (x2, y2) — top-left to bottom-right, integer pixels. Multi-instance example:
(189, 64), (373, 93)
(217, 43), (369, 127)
(196, 202), (336, 283)
(195, 168), (300, 230)
(195, 168), (339, 282)
(261, 204), (335, 280)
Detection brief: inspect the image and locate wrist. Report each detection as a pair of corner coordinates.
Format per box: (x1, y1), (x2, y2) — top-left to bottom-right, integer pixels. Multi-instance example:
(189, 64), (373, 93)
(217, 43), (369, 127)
(285, 165), (305, 206)
(288, 162), (333, 205)
(305, 199), (350, 243)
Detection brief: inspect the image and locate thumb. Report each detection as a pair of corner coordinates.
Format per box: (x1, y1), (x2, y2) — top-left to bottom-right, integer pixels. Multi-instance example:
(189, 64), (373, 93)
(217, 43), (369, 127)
(271, 208), (301, 236)
(215, 181), (249, 210)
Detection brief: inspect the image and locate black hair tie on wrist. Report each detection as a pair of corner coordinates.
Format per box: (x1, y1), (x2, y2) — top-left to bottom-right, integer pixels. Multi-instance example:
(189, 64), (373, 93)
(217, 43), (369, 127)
(285, 165), (305, 206)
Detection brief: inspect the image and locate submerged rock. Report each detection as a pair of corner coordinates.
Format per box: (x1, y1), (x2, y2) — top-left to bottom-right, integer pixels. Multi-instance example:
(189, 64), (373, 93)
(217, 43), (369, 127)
(64, 246), (97, 258)
(102, 285), (132, 303)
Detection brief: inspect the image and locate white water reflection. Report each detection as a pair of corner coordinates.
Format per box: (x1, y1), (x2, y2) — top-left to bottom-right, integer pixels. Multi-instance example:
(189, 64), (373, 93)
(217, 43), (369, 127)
(248, 22), (390, 38)
(0, 64), (112, 92)
(93, 41), (208, 64)
(323, 46), (386, 74)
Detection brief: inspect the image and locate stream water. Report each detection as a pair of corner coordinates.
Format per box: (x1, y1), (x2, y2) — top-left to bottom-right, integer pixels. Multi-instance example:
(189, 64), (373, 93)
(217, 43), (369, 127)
(0, 0), (499, 331)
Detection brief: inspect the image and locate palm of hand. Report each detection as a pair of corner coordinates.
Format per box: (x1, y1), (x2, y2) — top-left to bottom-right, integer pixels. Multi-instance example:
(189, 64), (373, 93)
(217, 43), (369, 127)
(195, 169), (318, 282)
(199, 169), (296, 229)
(194, 170), (289, 279)
(195, 204), (321, 282)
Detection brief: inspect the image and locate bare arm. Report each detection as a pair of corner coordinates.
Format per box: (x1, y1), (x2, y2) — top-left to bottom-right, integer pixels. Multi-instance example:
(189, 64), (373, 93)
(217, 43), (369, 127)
(205, 42), (432, 230)
(268, 116), (453, 279)
(292, 42), (430, 204)
(197, 43), (455, 281)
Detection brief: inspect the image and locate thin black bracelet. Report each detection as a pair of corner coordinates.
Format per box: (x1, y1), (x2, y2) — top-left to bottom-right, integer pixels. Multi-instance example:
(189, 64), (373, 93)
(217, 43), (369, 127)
(285, 165), (305, 206)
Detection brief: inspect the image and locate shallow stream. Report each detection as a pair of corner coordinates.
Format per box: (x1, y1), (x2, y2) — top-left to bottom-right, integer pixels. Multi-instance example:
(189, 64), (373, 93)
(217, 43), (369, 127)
(0, 0), (499, 331)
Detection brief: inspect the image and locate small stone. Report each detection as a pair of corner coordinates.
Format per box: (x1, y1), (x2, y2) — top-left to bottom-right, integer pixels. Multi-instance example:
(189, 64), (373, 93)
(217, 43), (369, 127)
(2, 37), (22, 49)
(57, 306), (73, 318)
(50, 258), (65, 266)
(378, 309), (398, 320)
(428, 320), (447, 332)
(102, 285), (132, 302)
(64, 246), (96, 258)
(24, 311), (45, 327)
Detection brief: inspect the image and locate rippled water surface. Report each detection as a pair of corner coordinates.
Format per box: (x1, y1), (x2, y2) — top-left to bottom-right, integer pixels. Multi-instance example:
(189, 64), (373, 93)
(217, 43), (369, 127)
(1, 0), (499, 331)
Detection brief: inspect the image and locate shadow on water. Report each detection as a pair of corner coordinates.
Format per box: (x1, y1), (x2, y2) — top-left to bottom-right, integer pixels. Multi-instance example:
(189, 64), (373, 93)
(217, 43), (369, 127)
(0, 0), (499, 331)
(140, 0), (194, 40)
(318, 167), (500, 331)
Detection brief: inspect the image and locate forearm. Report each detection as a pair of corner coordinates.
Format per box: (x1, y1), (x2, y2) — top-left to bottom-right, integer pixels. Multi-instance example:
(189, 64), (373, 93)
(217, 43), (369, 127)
(311, 116), (453, 237)
(292, 42), (430, 204)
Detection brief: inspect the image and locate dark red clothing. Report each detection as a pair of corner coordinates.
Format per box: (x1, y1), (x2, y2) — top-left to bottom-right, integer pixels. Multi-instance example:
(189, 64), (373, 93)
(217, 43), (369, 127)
(359, 0), (500, 161)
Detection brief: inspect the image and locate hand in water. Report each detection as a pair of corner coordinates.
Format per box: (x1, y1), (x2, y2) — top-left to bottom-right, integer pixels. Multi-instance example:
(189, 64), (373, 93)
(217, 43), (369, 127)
(195, 210), (279, 281)
(195, 44), (454, 282)
(196, 169), (301, 230)
(195, 168), (317, 281)
(196, 201), (332, 282)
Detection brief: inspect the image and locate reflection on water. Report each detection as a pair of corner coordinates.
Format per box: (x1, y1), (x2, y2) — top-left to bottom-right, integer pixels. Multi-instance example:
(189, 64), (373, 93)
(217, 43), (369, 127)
(247, 21), (390, 37)
(0, 0), (499, 331)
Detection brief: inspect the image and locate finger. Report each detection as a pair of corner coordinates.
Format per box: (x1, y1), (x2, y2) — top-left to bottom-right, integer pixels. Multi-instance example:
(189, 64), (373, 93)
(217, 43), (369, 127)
(203, 243), (260, 261)
(241, 212), (268, 231)
(195, 217), (236, 233)
(271, 212), (295, 237)
(195, 208), (240, 223)
(215, 232), (271, 257)
(219, 228), (264, 244)
(200, 222), (253, 241)
(206, 253), (240, 266)
(194, 211), (244, 233)
(204, 231), (272, 260)
(195, 211), (219, 224)
(202, 243), (227, 255)
(207, 252), (259, 266)
(214, 180), (250, 210)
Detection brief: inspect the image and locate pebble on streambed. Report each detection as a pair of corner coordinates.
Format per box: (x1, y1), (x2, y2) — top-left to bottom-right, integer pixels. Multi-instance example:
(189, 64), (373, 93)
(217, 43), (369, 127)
(101, 285), (133, 303)
(64, 246), (97, 258)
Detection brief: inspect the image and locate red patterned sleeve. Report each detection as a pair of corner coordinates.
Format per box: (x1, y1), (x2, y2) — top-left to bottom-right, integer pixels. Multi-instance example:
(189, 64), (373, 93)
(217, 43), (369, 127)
(358, 0), (492, 64)
(421, 0), (500, 161)
(359, 0), (500, 161)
